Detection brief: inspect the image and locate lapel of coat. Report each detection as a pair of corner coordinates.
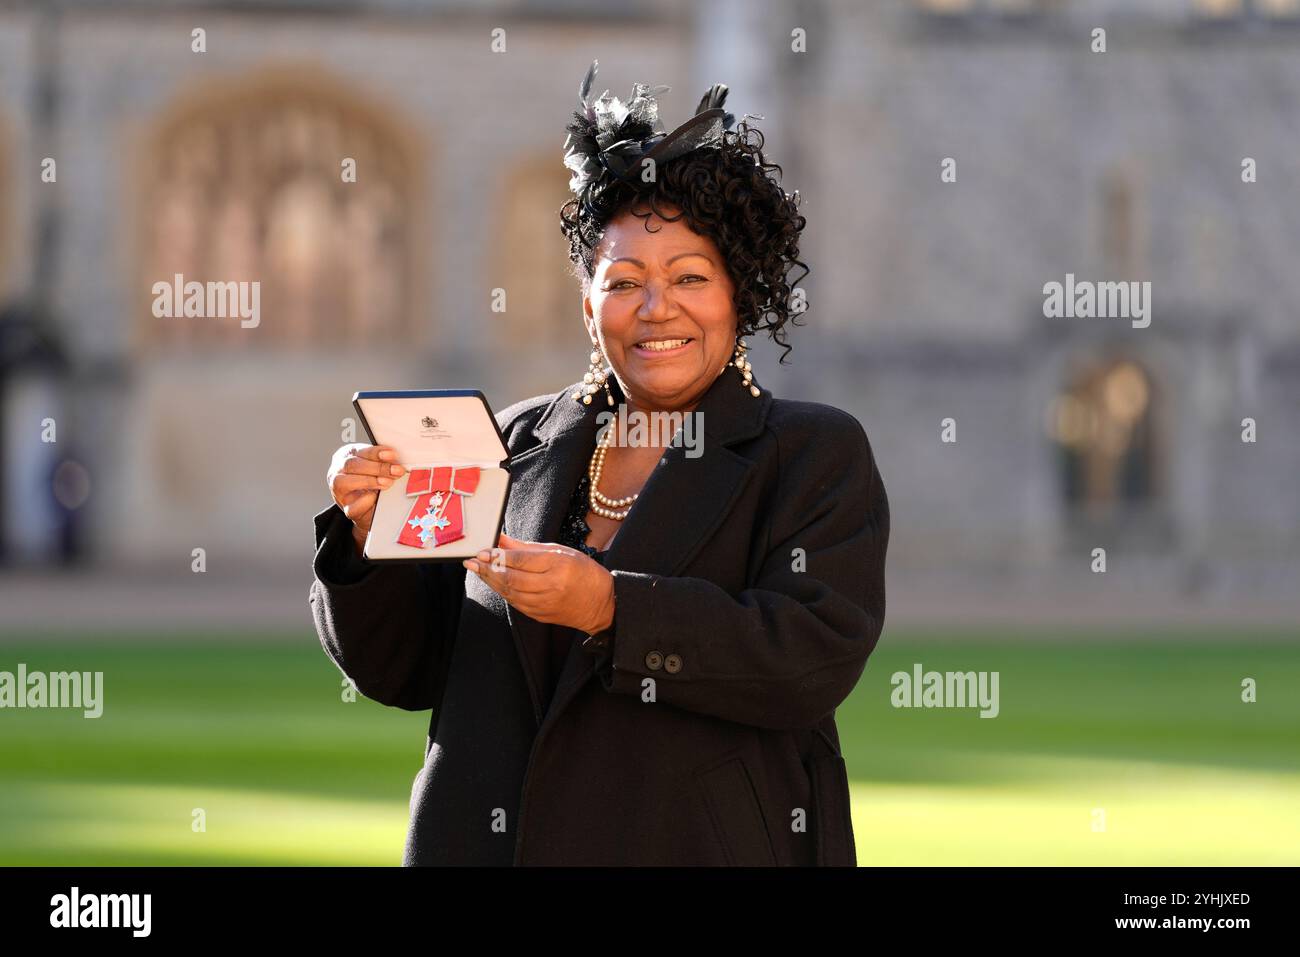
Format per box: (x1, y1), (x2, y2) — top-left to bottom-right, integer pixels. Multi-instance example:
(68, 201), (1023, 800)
(501, 368), (773, 728)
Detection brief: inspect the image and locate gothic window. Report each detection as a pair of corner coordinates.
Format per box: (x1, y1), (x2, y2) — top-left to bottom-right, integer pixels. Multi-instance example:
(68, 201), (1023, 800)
(138, 70), (419, 351)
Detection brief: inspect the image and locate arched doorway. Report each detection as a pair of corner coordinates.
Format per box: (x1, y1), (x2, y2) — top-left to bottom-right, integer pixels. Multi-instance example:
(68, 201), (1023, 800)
(120, 67), (426, 563)
(135, 66), (422, 351)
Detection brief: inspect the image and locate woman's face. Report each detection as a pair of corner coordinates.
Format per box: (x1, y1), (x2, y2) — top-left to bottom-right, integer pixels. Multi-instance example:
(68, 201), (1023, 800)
(583, 203), (738, 413)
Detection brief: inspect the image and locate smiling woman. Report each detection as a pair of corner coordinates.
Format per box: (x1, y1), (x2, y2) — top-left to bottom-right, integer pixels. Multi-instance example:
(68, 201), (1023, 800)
(560, 65), (809, 371)
(582, 210), (740, 415)
(311, 59), (890, 866)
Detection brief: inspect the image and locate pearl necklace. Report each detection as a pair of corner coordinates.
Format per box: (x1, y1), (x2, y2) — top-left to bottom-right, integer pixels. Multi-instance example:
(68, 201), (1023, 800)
(588, 420), (638, 520)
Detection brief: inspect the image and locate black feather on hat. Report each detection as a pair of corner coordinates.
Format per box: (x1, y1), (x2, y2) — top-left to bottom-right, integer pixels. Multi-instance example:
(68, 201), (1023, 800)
(562, 59), (761, 210)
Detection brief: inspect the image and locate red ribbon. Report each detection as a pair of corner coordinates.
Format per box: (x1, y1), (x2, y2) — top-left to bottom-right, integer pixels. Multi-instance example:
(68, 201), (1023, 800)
(396, 466), (481, 549)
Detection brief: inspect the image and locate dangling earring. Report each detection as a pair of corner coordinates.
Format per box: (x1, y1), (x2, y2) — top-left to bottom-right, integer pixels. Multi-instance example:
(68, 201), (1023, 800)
(573, 336), (615, 406)
(727, 335), (761, 397)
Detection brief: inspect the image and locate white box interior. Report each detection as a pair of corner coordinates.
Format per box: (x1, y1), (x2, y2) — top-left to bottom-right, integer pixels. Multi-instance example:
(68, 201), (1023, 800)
(363, 466), (509, 561)
(354, 392), (508, 561)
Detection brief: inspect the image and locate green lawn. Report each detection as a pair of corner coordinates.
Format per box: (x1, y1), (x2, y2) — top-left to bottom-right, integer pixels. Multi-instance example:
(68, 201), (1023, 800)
(1, 629), (1297, 865)
(846, 630), (1300, 865)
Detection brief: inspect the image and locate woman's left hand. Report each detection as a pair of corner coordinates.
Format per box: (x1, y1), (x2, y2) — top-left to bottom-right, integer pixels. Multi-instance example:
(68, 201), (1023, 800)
(464, 533), (615, 635)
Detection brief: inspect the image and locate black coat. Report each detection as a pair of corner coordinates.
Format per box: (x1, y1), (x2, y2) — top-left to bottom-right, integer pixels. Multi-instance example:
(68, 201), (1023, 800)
(309, 369), (890, 865)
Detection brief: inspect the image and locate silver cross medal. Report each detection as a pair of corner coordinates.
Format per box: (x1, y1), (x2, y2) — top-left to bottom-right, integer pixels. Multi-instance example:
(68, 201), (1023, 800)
(408, 490), (451, 546)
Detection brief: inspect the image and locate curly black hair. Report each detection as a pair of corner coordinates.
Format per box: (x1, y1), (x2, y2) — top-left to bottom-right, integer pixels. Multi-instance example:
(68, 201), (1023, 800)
(559, 118), (809, 364)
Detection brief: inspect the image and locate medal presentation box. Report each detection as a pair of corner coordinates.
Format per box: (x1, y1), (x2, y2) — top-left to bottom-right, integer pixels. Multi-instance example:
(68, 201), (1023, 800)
(352, 389), (511, 563)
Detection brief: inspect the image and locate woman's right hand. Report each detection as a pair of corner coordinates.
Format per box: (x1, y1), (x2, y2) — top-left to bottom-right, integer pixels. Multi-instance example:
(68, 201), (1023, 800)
(327, 444), (406, 551)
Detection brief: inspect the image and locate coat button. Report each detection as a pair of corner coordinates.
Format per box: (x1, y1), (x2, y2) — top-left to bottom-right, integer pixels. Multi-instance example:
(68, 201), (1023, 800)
(645, 651), (663, 670)
(664, 653), (682, 674)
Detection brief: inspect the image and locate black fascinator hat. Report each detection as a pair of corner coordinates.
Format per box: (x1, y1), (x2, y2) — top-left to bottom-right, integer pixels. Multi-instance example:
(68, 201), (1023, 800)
(562, 59), (762, 212)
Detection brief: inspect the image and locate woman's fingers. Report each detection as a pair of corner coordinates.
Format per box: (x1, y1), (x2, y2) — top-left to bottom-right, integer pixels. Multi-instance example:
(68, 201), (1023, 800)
(496, 532), (557, 552)
(466, 543), (608, 631)
(468, 557), (548, 592)
(333, 471), (394, 495)
(327, 443), (405, 536)
(351, 444), (397, 463)
(473, 546), (585, 595)
(465, 547), (573, 606)
(345, 447), (405, 478)
(489, 547), (564, 573)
